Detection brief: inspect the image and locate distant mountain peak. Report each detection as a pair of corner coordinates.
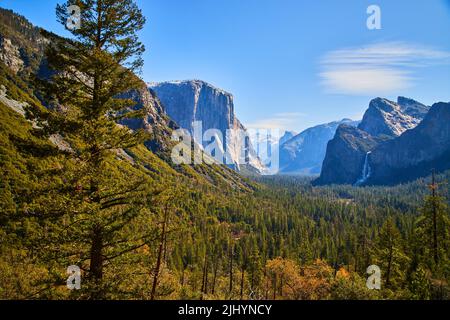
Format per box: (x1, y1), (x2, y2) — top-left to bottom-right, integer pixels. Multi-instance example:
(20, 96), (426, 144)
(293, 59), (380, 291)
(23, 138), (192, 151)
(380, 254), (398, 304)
(278, 118), (359, 175)
(397, 96), (421, 106)
(370, 97), (397, 112)
(396, 96), (430, 120)
(279, 130), (296, 145)
(358, 97), (423, 137)
(317, 96), (450, 186)
(148, 80), (233, 99)
(149, 80), (264, 173)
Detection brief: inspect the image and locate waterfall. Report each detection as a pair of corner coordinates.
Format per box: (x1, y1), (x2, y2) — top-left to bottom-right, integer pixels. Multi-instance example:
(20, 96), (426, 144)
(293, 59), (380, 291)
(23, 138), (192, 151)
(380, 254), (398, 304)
(355, 151), (372, 186)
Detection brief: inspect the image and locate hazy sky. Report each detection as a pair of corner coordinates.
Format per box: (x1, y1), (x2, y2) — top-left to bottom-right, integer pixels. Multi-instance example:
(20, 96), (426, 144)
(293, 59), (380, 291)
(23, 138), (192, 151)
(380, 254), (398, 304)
(2, 0), (450, 133)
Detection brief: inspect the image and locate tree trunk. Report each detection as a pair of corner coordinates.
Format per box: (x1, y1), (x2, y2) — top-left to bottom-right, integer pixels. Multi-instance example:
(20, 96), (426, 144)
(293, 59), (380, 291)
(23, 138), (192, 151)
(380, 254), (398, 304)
(212, 261), (218, 295)
(181, 268), (185, 286)
(200, 253), (208, 299)
(229, 243), (233, 297)
(386, 245), (393, 287)
(264, 267), (268, 300)
(433, 201), (438, 265)
(204, 260), (209, 295)
(240, 267), (245, 300)
(163, 231), (168, 264)
(431, 170), (439, 265)
(89, 225), (104, 284)
(150, 205), (169, 300)
(272, 274), (277, 300)
(279, 276), (283, 297)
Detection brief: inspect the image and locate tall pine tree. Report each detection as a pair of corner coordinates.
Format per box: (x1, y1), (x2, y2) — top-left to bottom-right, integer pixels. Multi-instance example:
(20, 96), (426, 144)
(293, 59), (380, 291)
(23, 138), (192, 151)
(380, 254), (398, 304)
(27, 0), (153, 298)
(415, 172), (449, 272)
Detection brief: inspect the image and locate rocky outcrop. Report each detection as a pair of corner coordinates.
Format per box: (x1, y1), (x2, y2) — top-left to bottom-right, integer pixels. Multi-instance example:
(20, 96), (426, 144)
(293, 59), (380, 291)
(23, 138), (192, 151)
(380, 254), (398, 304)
(316, 96), (450, 186)
(117, 86), (177, 153)
(368, 102), (450, 184)
(279, 131), (296, 146)
(397, 96), (429, 120)
(149, 80), (264, 172)
(0, 8), (176, 156)
(0, 8), (49, 75)
(279, 119), (358, 175)
(0, 7), (254, 191)
(0, 36), (24, 73)
(0, 85), (26, 115)
(357, 98), (424, 137)
(118, 87), (174, 133)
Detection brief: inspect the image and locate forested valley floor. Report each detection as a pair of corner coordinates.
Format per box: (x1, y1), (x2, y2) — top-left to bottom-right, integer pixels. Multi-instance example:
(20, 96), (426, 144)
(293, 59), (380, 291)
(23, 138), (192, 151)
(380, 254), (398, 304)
(0, 3), (449, 300)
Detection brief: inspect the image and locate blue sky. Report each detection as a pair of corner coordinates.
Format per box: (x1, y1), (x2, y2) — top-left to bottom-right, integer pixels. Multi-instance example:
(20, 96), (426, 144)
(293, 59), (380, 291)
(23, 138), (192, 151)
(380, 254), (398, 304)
(2, 0), (450, 133)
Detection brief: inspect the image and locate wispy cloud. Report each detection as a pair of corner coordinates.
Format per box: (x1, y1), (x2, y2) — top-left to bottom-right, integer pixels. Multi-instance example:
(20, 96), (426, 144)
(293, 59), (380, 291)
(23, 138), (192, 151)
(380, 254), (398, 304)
(245, 112), (306, 132)
(319, 42), (450, 95)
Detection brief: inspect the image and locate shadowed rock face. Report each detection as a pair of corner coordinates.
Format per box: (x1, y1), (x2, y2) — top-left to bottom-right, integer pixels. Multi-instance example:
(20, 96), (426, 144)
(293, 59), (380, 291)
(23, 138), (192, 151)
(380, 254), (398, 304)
(279, 119), (358, 175)
(117, 87), (176, 153)
(118, 87), (173, 133)
(368, 102), (450, 185)
(316, 96), (450, 186)
(397, 96), (430, 120)
(314, 124), (382, 185)
(285, 95), (429, 179)
(149, 80), (264, 172)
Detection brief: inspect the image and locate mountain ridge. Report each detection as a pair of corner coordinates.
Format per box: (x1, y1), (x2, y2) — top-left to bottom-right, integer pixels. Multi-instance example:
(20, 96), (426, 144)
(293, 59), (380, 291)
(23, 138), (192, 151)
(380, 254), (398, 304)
(0, 7), (254, 191)
(316, 96), (449, 186)
(279, 118), (359, 175)
(149, 80), (265, 173)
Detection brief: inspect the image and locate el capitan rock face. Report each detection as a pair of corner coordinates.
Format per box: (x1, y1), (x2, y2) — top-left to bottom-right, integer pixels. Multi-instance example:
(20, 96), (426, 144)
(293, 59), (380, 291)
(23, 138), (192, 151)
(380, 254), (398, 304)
(149, 80), (237, 136)
(279, 119), (359, 175)
(149, 80), (264, 172)
(0, 8), (254, 191)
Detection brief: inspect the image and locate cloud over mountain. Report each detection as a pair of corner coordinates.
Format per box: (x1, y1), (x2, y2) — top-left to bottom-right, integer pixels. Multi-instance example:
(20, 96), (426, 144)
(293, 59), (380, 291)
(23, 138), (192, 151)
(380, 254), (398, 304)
(319, 42), (450, 95)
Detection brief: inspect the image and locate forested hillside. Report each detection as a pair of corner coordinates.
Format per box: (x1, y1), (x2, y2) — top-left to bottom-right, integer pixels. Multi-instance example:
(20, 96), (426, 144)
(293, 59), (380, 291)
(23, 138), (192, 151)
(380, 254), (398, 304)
(0, 2), (449, 300)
